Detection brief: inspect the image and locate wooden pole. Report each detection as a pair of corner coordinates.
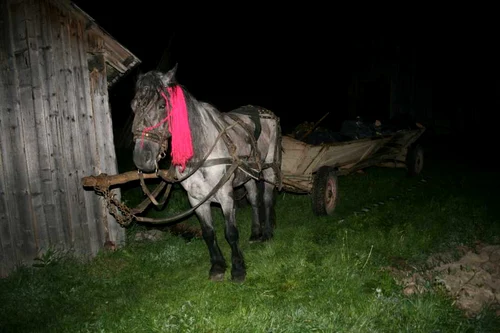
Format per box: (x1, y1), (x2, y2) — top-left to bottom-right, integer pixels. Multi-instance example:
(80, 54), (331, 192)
(298, 112), (330, 141)
(81, 170), (171, 188)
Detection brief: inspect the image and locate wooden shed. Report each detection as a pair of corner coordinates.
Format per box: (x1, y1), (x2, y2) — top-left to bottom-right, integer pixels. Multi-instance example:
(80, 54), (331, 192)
(0, 0), (141, 277)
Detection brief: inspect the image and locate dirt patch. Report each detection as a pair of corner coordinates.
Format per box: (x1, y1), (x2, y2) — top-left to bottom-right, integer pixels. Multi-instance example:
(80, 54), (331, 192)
(387, 242), (500, 318)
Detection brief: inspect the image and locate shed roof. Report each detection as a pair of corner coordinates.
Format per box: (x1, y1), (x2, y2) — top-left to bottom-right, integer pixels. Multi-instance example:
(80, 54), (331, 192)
(68, 1), (141, 87)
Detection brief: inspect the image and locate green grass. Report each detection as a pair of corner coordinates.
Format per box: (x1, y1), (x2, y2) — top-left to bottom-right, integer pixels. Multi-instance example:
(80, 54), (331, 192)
(1, 152), (500, 332)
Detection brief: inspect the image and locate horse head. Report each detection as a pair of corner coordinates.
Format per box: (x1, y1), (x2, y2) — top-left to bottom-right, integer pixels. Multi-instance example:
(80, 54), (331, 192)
(131, 64), (193, 173)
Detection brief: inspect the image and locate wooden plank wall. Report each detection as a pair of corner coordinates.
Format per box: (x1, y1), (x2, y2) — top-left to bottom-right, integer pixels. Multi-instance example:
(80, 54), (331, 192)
(0, 0), (125, 277)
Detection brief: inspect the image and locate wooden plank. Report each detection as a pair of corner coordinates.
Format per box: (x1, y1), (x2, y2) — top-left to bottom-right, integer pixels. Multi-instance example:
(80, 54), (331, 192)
(36, 2), (65, 247)
(71, 17), (102, 255)
(3, 0), (38, 265)
(302, 139), (390, 174)
(282, 128), (425, 181)
(283, 135), (401, 176)
(88, 54), (110, 245)
(56, 13), (91, 255)
(0, 2), (17, 276)
(22, 0), (54, 253)
(9, 1), (27, 55)
(43, 7), (85, 254)
(41, 0), (71, 247)
(82, 170), (168, 188)
(281, 174), (312, 193)
(55, 7), (76, 247)
(0, 148), (10, 276)
(10, 0), (38, 260)
(88, 52), (125, 247)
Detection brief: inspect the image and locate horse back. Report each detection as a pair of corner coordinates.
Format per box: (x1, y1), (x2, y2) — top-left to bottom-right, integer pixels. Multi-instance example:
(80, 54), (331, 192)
(226, 106), (280, 156)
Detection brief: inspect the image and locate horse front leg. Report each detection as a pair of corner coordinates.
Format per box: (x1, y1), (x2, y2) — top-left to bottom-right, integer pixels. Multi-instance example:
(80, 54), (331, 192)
(220, 194), (246, 282)
(191, 200), (227, 281)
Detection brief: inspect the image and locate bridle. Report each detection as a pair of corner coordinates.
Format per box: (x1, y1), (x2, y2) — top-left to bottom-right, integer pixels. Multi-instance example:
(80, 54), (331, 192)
(132, 87), (173, 171)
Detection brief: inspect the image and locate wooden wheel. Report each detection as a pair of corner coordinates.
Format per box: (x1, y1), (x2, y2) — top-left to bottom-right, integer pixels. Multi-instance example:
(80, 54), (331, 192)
(406, 144), (424, 176)
(312, 166), (339, 216)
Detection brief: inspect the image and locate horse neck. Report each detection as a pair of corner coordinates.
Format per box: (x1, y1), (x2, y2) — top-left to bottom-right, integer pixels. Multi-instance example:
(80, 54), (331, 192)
(184, 93), (225, 159)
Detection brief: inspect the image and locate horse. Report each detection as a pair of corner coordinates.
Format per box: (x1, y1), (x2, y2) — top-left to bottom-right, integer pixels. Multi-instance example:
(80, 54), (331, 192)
(130, 64), (282, 282)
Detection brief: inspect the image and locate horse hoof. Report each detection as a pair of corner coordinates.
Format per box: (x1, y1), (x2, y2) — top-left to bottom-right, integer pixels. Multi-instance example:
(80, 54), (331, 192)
(260, 233), (274, 242)
(209, 273), (225, 282)
(249, 234), (262, 243)
(231, 274), (246, 283)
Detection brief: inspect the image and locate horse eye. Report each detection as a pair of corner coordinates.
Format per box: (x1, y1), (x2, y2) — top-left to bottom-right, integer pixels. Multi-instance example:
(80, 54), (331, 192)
(159, 104), (165, 109)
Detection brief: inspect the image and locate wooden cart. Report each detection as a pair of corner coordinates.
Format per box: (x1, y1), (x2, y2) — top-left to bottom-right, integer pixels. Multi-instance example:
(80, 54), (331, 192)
(81, 126), (425, 223)
(280, 127), (426, 216)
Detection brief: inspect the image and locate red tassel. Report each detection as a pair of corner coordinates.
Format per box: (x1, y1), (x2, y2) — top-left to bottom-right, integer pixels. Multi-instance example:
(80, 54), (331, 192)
(166, 86), (193, 171)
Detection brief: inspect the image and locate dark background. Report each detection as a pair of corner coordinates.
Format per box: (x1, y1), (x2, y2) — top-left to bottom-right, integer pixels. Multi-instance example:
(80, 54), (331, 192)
(73, 2), (337, 133)
(72, 2), (498, 160)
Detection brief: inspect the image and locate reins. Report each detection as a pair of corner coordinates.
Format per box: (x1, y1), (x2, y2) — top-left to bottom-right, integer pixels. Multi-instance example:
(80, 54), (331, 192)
(135, 162), (239, 224)
(136, 121), (240, 212)
(134, 118), (245, 224)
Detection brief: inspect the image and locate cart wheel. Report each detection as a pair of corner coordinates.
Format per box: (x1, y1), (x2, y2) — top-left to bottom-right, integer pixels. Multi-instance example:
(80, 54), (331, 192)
(406, 144), (424, 176)
(312, 166), (339, 216)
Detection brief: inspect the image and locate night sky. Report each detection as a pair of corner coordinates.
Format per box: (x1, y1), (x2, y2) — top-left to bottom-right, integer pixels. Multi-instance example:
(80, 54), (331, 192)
(73, 2), (335, 132)
(72, 2), (498, 146)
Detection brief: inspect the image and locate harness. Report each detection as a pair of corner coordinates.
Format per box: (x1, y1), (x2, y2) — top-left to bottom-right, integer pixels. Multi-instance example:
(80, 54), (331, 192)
(129, 91), (282, 225)
(229, 105), (262, 141)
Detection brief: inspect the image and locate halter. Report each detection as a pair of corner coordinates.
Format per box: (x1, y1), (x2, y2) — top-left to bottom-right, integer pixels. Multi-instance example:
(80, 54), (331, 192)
(132, 88), (170, 156)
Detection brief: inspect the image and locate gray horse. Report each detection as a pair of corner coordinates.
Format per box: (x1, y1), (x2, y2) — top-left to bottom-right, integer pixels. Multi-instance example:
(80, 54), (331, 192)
(131, 65), (282, 282)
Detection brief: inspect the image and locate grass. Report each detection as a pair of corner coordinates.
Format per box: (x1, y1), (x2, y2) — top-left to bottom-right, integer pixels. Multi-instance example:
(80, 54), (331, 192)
(1, 144), (500, 332)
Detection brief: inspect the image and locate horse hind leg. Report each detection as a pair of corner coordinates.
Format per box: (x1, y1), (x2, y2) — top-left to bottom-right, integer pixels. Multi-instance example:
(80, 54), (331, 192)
(220, 193), (246, 282)
(244, 180), (265, 242)
(261, 168), (277, 241)
(192, 201), (227, 281)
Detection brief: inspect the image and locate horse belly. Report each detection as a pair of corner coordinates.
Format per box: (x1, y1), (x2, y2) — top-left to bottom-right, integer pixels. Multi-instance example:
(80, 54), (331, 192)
(179, 167), (232, 204)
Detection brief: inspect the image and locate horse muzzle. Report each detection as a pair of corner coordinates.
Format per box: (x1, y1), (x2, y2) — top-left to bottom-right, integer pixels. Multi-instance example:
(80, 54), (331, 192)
(133, 140), (161, 173)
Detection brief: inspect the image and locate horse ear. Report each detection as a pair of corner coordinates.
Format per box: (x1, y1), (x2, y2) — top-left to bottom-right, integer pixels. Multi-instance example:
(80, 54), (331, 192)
(161, 63), (178, 86)
(133, 68), (144, 84)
